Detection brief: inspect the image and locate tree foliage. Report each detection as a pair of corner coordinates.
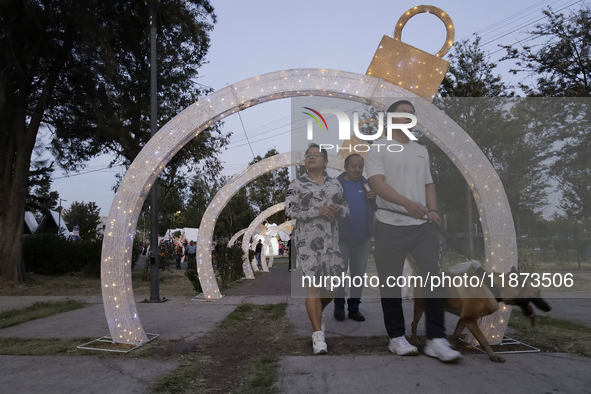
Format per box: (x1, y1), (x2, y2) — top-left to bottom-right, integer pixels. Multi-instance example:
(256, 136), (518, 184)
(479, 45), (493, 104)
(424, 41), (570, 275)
(0, 0), (219, 281)
(433, 37), (550, 243)
(246, 149), (290, 224)
(502, 6), (591, 97)
(502, 5), (591, 228)
(62, 201), (102, 241)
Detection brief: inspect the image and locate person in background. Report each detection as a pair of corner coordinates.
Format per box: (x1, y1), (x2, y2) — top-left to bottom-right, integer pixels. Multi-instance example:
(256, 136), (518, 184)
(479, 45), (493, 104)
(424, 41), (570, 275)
(175, 243), (184, 269)
(185, 240), (197, 261)
(334, 153), (377, 323)
(255, 239), (263, 270)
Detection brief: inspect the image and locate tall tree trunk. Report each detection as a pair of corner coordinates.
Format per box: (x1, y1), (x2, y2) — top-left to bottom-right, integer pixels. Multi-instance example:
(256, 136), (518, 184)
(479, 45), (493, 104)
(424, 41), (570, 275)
(0, 100), (38, 282)
(466, 184), (474, 258)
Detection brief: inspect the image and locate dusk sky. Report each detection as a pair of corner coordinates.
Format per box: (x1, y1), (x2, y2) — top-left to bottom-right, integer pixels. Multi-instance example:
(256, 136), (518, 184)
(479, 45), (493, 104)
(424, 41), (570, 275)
(48, 0), (575, 218)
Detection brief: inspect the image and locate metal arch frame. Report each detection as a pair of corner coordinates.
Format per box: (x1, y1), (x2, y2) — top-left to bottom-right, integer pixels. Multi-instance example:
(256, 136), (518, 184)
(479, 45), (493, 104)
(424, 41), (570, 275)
(228, 228), (247, 247)
(262, 220), (294, 268)
(241, 203), (285, 276)
(100, 68), (516, 346)
(198, 152), (344, 279)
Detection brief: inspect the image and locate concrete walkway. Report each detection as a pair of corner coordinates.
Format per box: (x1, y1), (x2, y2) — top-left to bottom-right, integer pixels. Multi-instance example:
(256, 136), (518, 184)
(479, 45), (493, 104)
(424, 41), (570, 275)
(0, 355), (178, 394)
(1, 265), (590, 394)
(277, 353), (591, 394)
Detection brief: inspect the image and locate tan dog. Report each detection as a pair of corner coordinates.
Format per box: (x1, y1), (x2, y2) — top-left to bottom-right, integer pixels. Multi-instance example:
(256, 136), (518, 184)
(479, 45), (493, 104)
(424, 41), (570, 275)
(411, 262), (551, 363)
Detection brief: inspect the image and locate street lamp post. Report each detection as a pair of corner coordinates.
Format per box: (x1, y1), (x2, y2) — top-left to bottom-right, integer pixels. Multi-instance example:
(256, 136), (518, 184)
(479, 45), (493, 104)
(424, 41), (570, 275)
(146, 0), (164, 302)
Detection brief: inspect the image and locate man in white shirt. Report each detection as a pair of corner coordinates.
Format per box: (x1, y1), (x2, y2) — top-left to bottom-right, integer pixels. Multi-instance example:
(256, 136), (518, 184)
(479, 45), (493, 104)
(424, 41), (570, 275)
(365, 100), (461, 363)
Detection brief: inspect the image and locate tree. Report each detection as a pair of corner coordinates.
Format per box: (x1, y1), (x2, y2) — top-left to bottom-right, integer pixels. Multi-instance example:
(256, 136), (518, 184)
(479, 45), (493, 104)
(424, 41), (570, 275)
(0, 0), (219, 282)
(215, 183), (255, 240)
(246, 149), (290, 224)
(554, 160), (591, 230)
(184, 171), (220, 228)
(433, 37), (549, 255)
(26, 164), (59, 222)
(62, 201), (101, 241)
(502, 5), (591, 97)
(502, 4), (591, 231)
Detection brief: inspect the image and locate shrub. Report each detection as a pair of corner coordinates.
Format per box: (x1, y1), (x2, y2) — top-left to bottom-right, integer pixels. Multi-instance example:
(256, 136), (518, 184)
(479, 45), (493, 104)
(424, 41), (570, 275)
(184, 258), (203, 293)
(23, 234), (102, 277)
(216, 246), (245, 285)
(517, 248), (539, 273)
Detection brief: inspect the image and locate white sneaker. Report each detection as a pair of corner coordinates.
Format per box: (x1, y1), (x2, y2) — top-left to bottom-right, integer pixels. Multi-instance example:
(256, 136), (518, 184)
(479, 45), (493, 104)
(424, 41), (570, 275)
(388, 336), (419, 356)
(321, 313), (325, 332)
(312, 331), (328, 354)
(424, 338), (462, 362)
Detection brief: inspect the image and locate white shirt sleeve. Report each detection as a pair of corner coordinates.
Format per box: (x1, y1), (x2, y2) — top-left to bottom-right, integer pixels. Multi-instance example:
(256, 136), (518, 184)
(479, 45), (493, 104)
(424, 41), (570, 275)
(365, 143), (385, 178)
(424, 149), (433, 184)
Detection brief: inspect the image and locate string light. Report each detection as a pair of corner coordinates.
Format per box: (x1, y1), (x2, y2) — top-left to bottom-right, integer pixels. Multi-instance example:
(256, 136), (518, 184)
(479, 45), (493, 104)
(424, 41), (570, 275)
(260, 221), (294, 267)
(100, 65), (516, 345)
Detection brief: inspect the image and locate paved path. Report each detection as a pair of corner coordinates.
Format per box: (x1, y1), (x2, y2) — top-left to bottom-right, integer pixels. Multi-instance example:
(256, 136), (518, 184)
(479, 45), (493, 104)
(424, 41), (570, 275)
(277, 353), (591, 394)
(0, 355), (178, 394)
(1, 265), (590, 394)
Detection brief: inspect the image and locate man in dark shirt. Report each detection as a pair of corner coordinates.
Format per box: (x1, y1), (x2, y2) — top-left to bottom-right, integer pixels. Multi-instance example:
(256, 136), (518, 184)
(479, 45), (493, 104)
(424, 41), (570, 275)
(334, 154), (377, 322)
(255, 239), (263, 270)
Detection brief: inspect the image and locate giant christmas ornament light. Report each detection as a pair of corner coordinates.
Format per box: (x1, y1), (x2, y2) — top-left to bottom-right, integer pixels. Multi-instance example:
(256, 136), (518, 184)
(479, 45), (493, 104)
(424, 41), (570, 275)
(198, 152), (344, 280)
(241, 203), (285, 275)
(100, 6), (515, 347)
(228, 228), (247, 247)
(262, 220), (294, 267)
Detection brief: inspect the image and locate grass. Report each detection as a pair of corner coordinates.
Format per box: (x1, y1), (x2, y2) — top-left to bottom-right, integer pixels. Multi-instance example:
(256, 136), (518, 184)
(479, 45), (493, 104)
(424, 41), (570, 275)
(151, 303), (288, 394)
(509, 309), (591, 358)
(217, 303), (286, 330)
(235, 355), (280, 394)
(0, 337), (94, 356)
(150, 355), (210, 393)
(218, 303), (256, 329)
(0, 300), (87, 329)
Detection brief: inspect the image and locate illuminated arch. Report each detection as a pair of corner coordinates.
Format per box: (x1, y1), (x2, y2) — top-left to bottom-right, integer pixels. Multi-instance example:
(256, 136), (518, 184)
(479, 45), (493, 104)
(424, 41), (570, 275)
(262, 220), (294, 268)
(203, 153), (344, 279)
(241, 203), (285, 276)
(228, 228), (247, 247)
(101, 68), (515, 345)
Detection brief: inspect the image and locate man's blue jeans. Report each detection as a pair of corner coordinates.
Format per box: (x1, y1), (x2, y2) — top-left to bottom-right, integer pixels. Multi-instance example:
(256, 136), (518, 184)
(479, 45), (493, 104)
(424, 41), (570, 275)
(256, 253), (262, 269)
(334, 238), (371, 311)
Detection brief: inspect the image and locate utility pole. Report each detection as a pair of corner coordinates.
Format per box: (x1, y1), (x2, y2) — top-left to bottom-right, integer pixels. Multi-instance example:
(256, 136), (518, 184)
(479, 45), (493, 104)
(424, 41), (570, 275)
(146, 0), (165, 302)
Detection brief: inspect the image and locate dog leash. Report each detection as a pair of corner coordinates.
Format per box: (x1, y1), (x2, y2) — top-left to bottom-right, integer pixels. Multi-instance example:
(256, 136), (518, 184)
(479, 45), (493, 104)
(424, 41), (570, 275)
(377, 207), (503, 301)
(377, 207), (473, 259)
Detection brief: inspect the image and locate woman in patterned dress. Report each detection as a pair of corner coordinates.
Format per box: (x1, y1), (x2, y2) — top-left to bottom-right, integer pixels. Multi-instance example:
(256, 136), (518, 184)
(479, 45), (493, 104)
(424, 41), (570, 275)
(286, 144), (349, 354)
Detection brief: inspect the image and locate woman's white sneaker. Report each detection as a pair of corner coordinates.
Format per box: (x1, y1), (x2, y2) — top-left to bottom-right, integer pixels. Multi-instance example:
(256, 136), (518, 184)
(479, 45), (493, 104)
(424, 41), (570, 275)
(424, 338), (462, 362)
(312, 331), (328, 354)
(388, 336), (419, 356)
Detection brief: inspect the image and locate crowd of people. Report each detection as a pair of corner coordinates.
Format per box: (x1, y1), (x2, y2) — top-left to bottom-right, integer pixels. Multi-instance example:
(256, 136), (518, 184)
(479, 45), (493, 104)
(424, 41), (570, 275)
(286, 100), (461, 362)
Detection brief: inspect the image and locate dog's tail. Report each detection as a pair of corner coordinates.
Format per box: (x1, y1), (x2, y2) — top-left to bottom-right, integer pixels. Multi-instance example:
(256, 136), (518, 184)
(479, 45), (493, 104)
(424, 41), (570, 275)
(446, 260), (482, 275)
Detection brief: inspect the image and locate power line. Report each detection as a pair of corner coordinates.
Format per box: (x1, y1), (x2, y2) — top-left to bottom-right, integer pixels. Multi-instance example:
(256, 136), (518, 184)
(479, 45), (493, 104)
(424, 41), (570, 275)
(461, 0), (559, 41)
(479, 0), (583, 47)
(237, 110), (256, 158)
(53, 163), (125, 180)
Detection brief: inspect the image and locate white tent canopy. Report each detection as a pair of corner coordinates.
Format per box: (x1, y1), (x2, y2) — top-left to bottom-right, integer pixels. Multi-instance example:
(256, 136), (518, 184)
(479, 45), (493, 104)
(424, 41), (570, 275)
(24, 211), (38, 233)
(158, 228), (199, 245)
(251, 223), (289, 256)
(50, 210), (71, 237)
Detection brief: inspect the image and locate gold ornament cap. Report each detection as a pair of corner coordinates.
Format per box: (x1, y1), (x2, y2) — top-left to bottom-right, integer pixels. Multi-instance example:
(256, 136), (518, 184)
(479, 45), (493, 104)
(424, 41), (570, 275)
(366, 5), (455, 101)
